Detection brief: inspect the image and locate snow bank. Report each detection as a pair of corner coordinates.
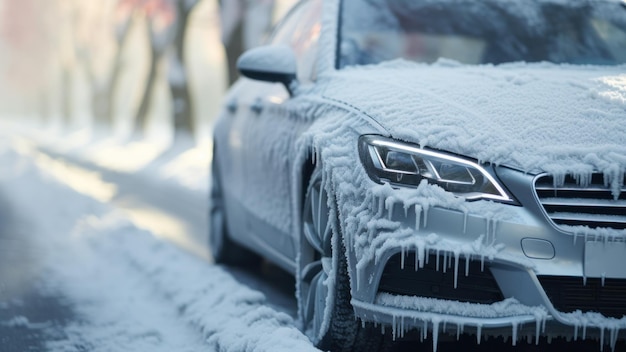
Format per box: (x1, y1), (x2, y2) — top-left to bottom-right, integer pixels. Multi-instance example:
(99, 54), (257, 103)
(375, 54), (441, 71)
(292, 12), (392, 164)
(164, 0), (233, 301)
(74, 215), (317, 352)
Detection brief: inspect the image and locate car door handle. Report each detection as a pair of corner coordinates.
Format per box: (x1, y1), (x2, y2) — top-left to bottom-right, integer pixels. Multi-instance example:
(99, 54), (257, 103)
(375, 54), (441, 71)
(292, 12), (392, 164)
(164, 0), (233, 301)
(226, 99), (237, 113)
(250, 98), (264, 114)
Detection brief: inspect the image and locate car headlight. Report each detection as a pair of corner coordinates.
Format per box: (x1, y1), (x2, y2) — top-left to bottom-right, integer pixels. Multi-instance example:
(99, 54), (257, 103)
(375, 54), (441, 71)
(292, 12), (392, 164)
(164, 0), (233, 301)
(359, 136), (514, 202)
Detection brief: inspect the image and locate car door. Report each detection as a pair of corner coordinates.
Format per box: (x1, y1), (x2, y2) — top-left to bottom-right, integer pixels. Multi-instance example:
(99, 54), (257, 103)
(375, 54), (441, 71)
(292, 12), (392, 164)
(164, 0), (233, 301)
(238, 0), (323, 269)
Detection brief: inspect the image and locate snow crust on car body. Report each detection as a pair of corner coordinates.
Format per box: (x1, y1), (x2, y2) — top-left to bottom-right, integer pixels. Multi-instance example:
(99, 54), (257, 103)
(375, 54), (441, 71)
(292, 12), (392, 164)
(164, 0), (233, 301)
(323, 61), (626, 198)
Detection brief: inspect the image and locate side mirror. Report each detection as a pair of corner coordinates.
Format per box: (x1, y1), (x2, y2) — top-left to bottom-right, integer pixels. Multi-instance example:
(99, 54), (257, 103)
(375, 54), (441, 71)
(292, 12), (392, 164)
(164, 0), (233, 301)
(237, 45), (297, 94)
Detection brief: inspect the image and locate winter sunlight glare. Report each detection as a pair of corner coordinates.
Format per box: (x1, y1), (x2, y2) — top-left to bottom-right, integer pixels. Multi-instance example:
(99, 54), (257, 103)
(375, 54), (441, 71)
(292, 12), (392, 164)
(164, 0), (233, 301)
(12, 137), (118, 203)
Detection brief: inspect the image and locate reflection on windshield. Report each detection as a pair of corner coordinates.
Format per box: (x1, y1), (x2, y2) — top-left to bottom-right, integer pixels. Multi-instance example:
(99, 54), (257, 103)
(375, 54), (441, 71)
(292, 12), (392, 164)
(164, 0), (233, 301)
(339, 0), (626, 68)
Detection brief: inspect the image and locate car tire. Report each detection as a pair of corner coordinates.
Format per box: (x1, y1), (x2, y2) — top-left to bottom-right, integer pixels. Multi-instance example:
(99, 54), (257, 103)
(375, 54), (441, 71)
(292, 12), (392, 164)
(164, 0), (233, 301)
(299, 168), (387, 352)
(209, 151), (259, 266)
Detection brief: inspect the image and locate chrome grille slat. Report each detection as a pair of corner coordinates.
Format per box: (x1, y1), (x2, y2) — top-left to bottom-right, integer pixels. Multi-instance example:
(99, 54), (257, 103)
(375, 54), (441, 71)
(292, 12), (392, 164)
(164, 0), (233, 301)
(535, 186), (626, 192)
(541, 198), (626, 208)
(550, 213), (626, 224)
(535, 174), (626, 231)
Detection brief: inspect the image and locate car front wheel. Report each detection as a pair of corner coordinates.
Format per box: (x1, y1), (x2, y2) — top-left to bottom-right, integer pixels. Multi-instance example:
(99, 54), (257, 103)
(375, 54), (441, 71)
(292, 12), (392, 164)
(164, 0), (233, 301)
(299, 168), (387, 352)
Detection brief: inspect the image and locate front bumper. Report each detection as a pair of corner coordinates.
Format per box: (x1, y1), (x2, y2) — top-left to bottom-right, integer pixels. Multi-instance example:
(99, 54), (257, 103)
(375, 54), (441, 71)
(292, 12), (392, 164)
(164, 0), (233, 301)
(347, 167), (626, 344)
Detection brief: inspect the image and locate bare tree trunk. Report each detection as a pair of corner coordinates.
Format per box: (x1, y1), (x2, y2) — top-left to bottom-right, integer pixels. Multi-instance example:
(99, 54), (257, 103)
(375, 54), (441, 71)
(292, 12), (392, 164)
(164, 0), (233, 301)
(105, 13), (135, 128)
(169, 0), (198, 143)
(134, 19), (162, 136)
(225, 19), (243, 87)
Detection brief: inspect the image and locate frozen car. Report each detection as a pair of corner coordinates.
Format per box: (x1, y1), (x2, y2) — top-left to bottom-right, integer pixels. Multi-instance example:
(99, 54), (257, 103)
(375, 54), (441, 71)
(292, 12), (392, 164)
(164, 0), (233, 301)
(209, 0), (626, 350)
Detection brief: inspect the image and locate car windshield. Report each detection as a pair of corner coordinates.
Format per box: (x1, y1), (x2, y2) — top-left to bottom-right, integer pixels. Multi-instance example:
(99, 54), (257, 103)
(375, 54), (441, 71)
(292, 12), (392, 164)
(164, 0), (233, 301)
(338, 0), (626, 68)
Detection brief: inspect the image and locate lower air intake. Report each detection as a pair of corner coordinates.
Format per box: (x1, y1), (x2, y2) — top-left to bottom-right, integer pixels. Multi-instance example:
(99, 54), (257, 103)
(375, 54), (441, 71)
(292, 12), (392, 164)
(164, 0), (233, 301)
(378, 252), (503, 305)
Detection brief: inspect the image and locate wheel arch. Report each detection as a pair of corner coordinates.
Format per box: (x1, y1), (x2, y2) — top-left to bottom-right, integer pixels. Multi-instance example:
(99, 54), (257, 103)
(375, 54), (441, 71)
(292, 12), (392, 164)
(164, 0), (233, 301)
(295, 147), (363, 306)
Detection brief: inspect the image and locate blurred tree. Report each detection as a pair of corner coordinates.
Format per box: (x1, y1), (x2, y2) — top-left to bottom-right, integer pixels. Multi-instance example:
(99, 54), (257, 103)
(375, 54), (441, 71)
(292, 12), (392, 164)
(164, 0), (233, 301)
(0, 0), (56, 119)
(86, 0), (137, 129)
(132, 0), (199, 143)
(68, 0), (112, 129)
(169, 0), (200, 140)
(133, 0), (174, 136)
(219, 0), (275, 86)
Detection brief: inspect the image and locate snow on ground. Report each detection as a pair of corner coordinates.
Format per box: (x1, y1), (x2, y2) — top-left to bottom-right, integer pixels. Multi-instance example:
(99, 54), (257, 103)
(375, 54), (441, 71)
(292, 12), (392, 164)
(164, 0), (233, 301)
(3, 119), (211, 194)
(0, 131), (318, 352)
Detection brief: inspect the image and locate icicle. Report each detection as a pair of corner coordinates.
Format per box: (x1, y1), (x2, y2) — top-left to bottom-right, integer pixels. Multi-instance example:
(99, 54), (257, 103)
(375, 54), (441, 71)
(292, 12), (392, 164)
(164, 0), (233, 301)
(602, 273), (606, 287)
(417, 243), (426, 269)
(453, 250), (460, 289)
(422, 321), (428, 341)
(536, 316), (542, 345)
(600, 328), (605, 352)
(480, 254), (485, 272)
(436, 249), (441, 271)
(415, 205), (422, 230)
(401, 246), (405, 270)
(465, 253), (471, 277)
(423, 205), (429, 228)
(582, 323), (587, 340)
(476, 325), (483, 344)
(415, 248), (420, 271)
(432, 320), (440, 352)
(573, 232), (577, 245)
(511, 322), (518, 346)
(392, 315), (397, 341)
(456, 324), (462, 340)
(611, 327), (619, 352)
(443, 321), (447, 332)
(583, 273), (587, 286)
(443, 251), (448, 273)
(574, 323), (579, 341)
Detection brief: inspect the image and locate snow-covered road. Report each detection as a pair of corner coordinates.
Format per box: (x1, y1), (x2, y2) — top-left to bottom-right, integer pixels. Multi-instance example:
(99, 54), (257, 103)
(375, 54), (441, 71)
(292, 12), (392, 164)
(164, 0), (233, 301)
(0, 132), (317, 352)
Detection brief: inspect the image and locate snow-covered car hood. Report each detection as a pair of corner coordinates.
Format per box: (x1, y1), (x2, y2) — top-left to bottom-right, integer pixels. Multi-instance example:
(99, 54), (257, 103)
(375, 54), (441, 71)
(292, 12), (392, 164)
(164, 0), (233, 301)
(322, 60), (626, 182)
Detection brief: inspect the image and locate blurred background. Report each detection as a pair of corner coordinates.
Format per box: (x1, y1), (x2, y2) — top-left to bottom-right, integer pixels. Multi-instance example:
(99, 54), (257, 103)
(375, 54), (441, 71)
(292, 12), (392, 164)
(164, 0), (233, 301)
(0, 0), (297, 146)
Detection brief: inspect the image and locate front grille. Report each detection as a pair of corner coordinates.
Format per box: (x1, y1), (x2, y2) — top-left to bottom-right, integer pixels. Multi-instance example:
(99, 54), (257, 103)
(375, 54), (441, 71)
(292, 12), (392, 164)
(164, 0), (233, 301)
(535, 173), (626, 230)
(539, 276), (626, 318)
(378, 252), (503, 304)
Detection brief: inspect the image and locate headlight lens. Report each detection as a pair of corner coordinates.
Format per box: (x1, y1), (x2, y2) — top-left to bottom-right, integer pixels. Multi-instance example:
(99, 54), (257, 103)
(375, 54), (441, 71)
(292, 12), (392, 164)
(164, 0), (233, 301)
(359, 136), (513, 202)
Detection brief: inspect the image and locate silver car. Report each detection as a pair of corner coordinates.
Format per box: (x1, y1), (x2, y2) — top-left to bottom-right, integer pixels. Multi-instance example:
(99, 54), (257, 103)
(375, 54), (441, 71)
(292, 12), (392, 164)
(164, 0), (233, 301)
(210, 0), (626, 351)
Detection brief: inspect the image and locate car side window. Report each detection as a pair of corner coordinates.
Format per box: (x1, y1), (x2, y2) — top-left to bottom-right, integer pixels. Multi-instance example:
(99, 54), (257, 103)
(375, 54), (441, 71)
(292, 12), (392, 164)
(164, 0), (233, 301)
(270, 0), (323, 84)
